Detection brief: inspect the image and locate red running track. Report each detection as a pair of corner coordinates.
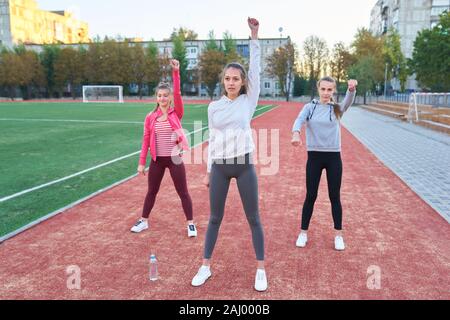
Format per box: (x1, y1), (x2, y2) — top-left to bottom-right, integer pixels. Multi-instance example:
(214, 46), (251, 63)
(0, 102), (449, 299)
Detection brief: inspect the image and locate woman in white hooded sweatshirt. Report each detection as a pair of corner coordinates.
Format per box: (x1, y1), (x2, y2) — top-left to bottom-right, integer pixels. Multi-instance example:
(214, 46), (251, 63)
(191, 17), (267, 292)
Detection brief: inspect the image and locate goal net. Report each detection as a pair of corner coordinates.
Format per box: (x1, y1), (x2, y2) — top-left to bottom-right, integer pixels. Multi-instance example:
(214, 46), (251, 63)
(82, 85), (124, 103)
(407, 93), (450, 122)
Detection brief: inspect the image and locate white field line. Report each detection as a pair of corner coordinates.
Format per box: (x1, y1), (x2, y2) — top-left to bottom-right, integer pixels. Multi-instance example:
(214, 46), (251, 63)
(0, 125), (209, 203)
(0, 104), (276, 203)
(0, 104), (279, 243)
(0, 118), (142, 125)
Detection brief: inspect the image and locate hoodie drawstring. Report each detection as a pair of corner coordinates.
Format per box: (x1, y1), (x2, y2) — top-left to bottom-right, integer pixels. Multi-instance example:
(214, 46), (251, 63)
(307, 100), (333, 122)
(307, 102), (318, 121)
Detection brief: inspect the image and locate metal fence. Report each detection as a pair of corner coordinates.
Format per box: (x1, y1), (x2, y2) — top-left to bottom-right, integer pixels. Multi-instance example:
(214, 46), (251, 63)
(377, 93), (450, 108)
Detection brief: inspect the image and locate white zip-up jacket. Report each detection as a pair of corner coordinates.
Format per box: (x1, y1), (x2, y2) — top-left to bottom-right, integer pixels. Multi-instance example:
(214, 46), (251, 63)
(207, 40), (261, 172)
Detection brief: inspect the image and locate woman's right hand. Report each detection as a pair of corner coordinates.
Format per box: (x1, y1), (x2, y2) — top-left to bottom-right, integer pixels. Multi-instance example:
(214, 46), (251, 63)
(203, 173), (210, 188)
(291, 131), (302, 146)
(137, 164), (146, 176)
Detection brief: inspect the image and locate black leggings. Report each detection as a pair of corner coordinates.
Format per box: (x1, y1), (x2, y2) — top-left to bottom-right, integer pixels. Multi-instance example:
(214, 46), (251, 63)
(301, 151), (343, 231)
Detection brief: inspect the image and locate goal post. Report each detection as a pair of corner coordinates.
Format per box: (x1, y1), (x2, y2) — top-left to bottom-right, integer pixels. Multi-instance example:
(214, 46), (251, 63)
(82, 85), (124, 103)
(407, 92), (450, 123)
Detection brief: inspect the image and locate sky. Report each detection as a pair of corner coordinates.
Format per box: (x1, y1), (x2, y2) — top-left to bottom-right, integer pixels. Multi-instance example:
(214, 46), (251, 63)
(37, 0), (378, 49)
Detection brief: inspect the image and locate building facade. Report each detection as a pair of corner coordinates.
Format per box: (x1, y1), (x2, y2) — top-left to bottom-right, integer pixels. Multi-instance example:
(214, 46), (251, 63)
(151, 37), (293, 98)
(370, 0), (450, 91)
(0, 0), (89, 48)
(25, 37), (292, 98)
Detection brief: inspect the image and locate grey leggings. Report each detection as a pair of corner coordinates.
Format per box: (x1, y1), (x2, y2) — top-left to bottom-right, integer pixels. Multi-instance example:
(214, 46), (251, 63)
(204, 153), (265, 261)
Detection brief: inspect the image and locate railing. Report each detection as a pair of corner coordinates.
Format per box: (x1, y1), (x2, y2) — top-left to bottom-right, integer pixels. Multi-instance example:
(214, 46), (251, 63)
(377, 93), (450, 108)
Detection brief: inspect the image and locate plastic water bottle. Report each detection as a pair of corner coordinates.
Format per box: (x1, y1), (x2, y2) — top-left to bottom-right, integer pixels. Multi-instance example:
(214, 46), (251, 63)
(149, 254), (158, 281)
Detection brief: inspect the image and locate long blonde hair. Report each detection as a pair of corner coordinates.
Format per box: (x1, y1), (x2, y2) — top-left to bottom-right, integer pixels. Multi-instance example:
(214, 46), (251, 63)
(317, 76), (342, 119)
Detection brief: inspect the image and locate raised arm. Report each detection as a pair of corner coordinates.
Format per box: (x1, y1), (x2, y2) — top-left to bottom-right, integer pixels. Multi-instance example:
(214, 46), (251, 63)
(247, 17), (261, 110)
(171, 59), (184, 119)
(339, 79), (358, 113)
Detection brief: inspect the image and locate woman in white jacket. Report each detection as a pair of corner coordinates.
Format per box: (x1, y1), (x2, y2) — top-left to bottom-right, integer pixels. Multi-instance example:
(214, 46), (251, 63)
(191, 17), (267, 292)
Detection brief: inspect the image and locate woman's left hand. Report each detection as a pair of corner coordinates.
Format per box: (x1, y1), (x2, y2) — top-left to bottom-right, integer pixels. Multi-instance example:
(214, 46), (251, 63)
(171, 59), (180, 71)
(348, 79), (358, 92)
(248, 17), (259, 38)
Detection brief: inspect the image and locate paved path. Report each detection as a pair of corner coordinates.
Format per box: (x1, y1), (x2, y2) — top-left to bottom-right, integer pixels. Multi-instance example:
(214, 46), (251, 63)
(342, 106), (450, 223)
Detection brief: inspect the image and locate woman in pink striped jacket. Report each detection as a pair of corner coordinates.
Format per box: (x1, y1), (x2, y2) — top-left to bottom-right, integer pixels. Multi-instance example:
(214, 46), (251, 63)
(130, 59), (197, 238)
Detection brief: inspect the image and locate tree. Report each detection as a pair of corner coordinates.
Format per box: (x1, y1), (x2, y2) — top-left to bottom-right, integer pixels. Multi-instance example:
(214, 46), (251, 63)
(383, 29), (408, 91)
(266, 39), (297, 101)
(408, 11), (450, 91)
(145, 41), (162, 96)
(170, 27), (198, 41)
(222, 31), (244, 64)
(0, 51), (24, 99)
(293, 73), (308, 97)
(351, 28), (385, 86)
(85, 42), (110, 84)
(330, 42), (354, 99)
(20, 50), (46, 99)
(198, 49), (226, 100)
(205, 30), (220, 51)
(54, 47), (84, 99)
(40, 45), (61, 97)
(129, 44), (147, 99)
(348, 55), (378, 104)
(172, 35), (188, 94)
(303, 35), (328, 99)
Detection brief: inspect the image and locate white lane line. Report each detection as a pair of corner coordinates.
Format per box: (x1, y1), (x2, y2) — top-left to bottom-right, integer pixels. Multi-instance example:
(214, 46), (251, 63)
(0, 118), (143, 125)
(0, 104), (279, 243)
(0, 125), (209, 203)
(0, 106), (275, 203)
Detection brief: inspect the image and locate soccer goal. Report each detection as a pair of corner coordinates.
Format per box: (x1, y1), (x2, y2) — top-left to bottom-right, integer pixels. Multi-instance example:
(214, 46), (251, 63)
(407, 92), (450, 122)
(82, 85), (124, 103)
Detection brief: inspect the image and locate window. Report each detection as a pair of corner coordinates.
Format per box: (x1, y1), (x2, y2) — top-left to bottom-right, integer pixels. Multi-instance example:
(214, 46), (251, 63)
(188, 59), (197, 68)
(432, 0), (450, 5)
(187, 47), (197, 54)
(264, 82), (270, 89)
(393, 9), (399, 24)
(275, 82), (280, 90)
(237, 44), (249, 58)
(382, 19), (388, 34)
(431, 6), (449, 16)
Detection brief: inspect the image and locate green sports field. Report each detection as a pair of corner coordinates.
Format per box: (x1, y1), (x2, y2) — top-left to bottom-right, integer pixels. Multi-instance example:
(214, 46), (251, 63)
(0, 102), (275, 238)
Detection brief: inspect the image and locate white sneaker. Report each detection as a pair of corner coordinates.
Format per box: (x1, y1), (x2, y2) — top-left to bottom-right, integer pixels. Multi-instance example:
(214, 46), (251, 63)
(187, 224), (197, 237)
(296, 233), (308, 247)
(191, 266), (211, 287)
(254, 269), (268, 292)
(130, 219), (148, 233)
(335, 236), (345, 251)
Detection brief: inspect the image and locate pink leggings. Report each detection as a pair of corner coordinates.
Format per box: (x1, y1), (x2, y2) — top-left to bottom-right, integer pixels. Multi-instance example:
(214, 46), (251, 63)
(142, 156), (193, 221)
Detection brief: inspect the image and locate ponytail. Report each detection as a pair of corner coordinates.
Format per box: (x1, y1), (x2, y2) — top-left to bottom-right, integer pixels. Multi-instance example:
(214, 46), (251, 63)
(330, 96), (342, 119)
